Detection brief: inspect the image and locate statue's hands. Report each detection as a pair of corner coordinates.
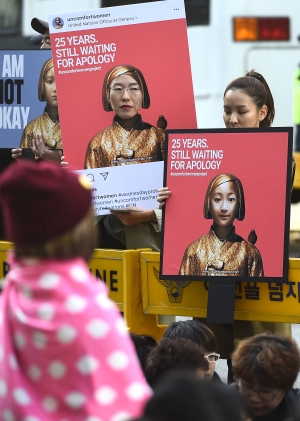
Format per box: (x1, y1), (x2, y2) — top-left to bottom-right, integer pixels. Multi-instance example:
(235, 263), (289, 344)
(32, 132), (48, 159)
(31, 133), (62, 163)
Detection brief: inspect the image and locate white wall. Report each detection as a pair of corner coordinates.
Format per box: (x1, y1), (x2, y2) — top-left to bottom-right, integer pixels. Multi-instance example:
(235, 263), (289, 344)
(187, 0), (300, 129)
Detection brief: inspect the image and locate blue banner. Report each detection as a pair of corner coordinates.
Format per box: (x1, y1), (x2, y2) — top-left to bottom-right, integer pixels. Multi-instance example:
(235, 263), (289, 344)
(0, 50), (52, 147)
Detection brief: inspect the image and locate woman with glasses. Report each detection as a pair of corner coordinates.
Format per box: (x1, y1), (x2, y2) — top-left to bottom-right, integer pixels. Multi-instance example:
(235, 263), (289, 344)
(84, 64), (165, 169)
(144, 337), (209, 388)
(163, 320), (221, 383)
(232, 333), (300, 421)
(84, 64), (165, 250)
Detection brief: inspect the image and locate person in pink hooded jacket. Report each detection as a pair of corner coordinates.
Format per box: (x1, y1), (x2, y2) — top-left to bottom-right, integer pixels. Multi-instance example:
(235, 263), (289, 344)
(0, 160), (151, 420)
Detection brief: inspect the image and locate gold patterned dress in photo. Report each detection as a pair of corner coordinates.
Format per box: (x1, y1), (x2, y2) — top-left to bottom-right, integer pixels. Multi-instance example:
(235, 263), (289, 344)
(20, 111), (62, 151)
(179, 227), (264, 277)
(84, 115), (165, 169)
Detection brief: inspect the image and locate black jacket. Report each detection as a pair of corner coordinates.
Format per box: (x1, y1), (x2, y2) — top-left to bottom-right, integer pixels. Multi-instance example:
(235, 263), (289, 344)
(255, 389), (300, 421)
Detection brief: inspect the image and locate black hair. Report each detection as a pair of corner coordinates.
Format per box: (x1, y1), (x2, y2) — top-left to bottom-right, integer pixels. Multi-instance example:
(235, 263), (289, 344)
(131, 371), (243, 421)
(164, 320), (216, 352)
(232, 333), (300, 390)
(144, 337), (209, 388)
(130, 334), (157, 373)
(224, 69), (275, 128)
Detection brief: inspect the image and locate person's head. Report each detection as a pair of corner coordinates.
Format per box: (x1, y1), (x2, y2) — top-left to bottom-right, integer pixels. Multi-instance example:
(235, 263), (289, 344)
(55, 17), (62, 26)
(223, 70), (274, 128)
(38, 58), (57, 108)
(204, 173), (245, 228)
(102, 65), (150, 120)
(31, 18), (51, 49)
(131, 371), (243, 421)
(0, 160), (97, 261)
(163, 320), (218, 381)
(130, 334), (157, 374)
(40, 30), (51, 49)
(232, 333), (300, 417)
(144, 337), (209, 388)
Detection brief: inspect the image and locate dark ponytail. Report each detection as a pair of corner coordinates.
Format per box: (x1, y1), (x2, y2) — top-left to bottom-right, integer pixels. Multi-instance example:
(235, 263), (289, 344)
(224, 70), (275, 127)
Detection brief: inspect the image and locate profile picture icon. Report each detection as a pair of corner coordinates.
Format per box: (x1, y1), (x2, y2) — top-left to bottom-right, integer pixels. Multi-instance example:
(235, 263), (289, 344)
(53, 17), (64, 29)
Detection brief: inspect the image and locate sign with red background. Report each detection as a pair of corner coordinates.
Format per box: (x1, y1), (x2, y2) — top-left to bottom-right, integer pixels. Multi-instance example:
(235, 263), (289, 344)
(48, 1), (196, 170)
(160, 128), (293, 282)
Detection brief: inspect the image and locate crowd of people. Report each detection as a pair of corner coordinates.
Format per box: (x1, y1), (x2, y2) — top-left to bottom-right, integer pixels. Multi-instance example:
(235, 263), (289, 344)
(0, 12), (299, 421)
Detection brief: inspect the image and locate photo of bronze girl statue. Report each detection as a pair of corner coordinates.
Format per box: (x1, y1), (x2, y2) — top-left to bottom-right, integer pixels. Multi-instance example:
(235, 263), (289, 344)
(84, 64), (165, 169)
(179, 173), (264, 277)
(13, 58), (62, 163)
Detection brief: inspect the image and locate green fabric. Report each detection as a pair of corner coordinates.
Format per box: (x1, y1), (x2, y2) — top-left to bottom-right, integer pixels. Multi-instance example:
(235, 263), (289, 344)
(125, 222), (161, 251)
(293, 68), (300, 124)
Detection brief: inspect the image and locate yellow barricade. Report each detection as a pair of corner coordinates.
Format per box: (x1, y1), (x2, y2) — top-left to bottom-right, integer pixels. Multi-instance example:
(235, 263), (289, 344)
(89, 248), (125, 311)
(294, 152), (300, 190)
(2, 241), (300, 333)
(90, 248), (166, 340)
(140, 251), (300, 323)
(0, 241), (13, 279)
(0, 242), (166, 342)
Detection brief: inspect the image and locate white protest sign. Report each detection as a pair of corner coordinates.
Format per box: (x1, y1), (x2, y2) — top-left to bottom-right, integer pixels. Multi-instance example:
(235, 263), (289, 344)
(77, 161), (163, 215)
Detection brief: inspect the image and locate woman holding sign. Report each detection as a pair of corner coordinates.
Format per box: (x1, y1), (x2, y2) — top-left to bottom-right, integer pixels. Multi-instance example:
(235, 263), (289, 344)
(158, 70), (291, 380)
(85, 64), (165, 250)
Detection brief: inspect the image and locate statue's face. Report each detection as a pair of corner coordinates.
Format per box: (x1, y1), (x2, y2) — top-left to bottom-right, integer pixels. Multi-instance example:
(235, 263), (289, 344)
(43, 67), (57, 108)
(209, 181), (239, 228)
(108, 74), (143, 120)
(223, 89), (267, 128)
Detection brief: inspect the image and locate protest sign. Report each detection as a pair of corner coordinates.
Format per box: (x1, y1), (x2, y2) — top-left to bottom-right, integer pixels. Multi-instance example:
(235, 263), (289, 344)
(77, 160), (163, 215)
(0, 50), (52, 148)
(48, 0), (196, 214)
(160, 128), (293, 283)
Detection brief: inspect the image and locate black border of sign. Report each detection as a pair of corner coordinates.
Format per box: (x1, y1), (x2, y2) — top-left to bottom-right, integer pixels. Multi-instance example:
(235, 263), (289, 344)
(159, 127), (293, 283)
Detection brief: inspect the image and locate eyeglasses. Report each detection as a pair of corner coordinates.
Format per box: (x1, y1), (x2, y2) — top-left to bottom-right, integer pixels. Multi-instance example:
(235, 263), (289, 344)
(204, 353), (220, 362)
(110, 85), (141, 95)
(239, 381), (279, 401)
